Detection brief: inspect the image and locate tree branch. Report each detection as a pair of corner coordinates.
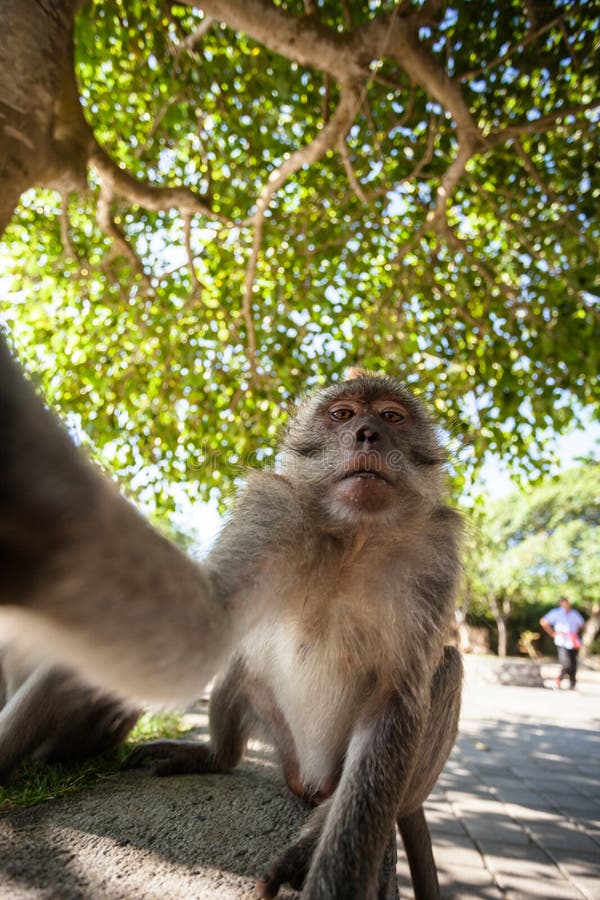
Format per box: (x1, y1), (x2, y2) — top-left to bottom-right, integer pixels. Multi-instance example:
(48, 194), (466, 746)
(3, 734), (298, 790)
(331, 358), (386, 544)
(59, 193), (80, 262)
(426, 136), (478, 227)
(97, 184), (151, 287)
(512, 138), (557, 200)
(487, 103), (597, 144)
(380, 18), (481, 144)
(34, 22), (230, 245)
(172, 14), (214, 59)
(337, 139), (369, 205)
(89, 143), (220, 219)
(133, 94), (183, 160)
(458, 15), (563, 82)
(183, 214), (208, 296)
(402, 114), (437, 183)
(181, 0), (364, 80)
(559, 16), (581, 73)
(241, 82), (364, 377)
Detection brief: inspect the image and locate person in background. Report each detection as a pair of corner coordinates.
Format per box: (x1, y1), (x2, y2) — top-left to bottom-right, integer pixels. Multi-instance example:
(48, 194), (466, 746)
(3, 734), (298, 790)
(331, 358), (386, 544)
(540, 596), (585, 690)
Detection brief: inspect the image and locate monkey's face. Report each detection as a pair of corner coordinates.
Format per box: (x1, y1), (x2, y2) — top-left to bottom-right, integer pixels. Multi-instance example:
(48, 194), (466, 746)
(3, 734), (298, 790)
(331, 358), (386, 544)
(325, 396), (408, 515)
(282, 376), (446, 526)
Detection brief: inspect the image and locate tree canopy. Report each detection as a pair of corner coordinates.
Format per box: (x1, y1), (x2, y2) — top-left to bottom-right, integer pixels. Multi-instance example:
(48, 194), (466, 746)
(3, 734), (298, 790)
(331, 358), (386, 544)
(465, 461), (600, 654)
(0, 0), (598, 508)
(476, 461), (600, 605)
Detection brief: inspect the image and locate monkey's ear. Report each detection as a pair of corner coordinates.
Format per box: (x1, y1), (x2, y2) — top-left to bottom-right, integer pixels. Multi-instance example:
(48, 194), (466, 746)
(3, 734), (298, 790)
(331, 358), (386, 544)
(343, 366), (372, 381)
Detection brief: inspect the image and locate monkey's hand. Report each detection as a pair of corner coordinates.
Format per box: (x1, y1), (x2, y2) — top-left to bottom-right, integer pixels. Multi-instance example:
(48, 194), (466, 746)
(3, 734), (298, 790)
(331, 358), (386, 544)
(123, 739), (222, 777)
(256, 803), (327, 899)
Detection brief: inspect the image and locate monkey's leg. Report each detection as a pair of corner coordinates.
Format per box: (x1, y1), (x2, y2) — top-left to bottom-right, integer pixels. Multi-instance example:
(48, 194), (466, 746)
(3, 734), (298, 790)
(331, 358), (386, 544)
(124, 658), (251, 776)
(259, 688), (422, 900)
(377, 831), (400, 900)
(401, 646), (462, 810)
(0, 663), (139, 782)
(397, 808), (437, 900)
(258, 801), (399, 899)
(310, 701), (422, 898)
(45, 689), (140, 763)
(0, 664), (57, 781)
(397, 646), (463, 900)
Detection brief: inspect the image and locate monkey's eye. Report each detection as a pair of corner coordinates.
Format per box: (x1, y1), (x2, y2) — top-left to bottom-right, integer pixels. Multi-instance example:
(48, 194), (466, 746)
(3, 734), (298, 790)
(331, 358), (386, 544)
(380, 409), (405, 423)
(330, 407), (355, 421)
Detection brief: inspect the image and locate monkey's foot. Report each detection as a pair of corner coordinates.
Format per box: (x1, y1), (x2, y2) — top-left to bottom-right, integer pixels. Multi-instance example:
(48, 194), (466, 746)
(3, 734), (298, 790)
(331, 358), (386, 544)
(256, 841), (312, 898)
(122, 739), (220, 776)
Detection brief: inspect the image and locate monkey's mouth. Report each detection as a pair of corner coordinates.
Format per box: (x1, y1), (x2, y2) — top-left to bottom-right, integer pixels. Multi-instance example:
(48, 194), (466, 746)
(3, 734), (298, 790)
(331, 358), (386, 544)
(341, 468), (390, 483)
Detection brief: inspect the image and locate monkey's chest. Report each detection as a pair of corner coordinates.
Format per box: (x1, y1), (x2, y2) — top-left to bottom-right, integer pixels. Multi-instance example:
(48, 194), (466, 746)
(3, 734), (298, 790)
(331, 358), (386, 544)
(241, 616), (378, 793)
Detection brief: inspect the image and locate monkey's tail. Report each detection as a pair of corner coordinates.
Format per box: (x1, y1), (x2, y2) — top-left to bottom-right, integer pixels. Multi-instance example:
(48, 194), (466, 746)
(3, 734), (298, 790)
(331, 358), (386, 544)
(397, 805), (440, 900)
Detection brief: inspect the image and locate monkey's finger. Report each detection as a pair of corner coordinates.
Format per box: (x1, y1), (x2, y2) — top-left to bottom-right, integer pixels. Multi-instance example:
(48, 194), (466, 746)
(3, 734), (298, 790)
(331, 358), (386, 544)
(256, 847), (309, 898)
(121, 746), (166, 769)
(255, 877), (278, 899)
(152, 756), (198, 776)
(122, 738), (186, 769)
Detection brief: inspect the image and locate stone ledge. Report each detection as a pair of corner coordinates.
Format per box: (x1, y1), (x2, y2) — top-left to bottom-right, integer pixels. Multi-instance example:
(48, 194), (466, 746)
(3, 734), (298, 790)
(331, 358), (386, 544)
(462, 655), (545, 687)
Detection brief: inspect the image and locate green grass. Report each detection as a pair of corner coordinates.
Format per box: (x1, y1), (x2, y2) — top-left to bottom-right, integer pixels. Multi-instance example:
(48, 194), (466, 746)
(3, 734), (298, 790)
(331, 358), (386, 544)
(0, 711), (191, 815)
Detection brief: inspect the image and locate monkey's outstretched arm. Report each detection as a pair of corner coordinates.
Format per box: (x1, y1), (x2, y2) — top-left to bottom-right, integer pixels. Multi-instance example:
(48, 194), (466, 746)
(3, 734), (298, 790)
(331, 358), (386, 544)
(0, 334), (235, 704)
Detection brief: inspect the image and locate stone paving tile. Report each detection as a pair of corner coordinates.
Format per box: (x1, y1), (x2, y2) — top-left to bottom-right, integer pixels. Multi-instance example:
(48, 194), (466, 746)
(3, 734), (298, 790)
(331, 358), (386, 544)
(440, 779), (496, 798)
(501, 801), (558, 823)
(498, 874), (586, 899)
(491, 788), (556, 810)
(428, 816), (469, 836)
(394, 684), (600, 896)
(578, 818), (600, 837)
(477, 839), (561, 879)
(397, 839), (503, 899)
(563, 774), (600, 791)
(445, 795), (503, 814)
(561, 868), (600, 898)
(461, 816), (533, 845)
(569, 876), (600, 900)
(549, 847), (600, 879)
(481, 775), (528, 790)
(529, 824), (600, 852)
(530, 776), (597, 794)
(550, 796), (600, 816)
(440, 891), (503, 900)
(438, 863), (503, 900)
(432, 833), (488, 871)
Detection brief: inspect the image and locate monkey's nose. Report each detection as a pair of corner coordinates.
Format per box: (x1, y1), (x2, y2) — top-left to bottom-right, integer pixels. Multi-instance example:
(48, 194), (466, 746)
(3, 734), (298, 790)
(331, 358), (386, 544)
(356, 426), (379, 444)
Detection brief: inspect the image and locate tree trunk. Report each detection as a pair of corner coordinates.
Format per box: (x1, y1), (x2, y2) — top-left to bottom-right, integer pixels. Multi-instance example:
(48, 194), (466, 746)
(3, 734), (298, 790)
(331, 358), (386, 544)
(489, 594), (511, 658)
(580, 602), (600, 660)
(0, 0), (81, 234)
(497, 617), (508, 658)
(454, 605), (471, 652)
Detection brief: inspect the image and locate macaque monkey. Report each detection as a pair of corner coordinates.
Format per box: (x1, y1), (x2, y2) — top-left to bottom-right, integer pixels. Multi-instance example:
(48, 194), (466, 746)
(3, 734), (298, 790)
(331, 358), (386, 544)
(0, 649), (139, 781)
(125, 370), (463, 899)
(0, 333), (462, 899)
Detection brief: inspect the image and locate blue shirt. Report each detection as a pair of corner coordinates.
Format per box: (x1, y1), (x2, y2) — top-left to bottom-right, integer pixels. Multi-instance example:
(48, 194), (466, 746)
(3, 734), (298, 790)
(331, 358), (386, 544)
(544, 606), (585, 649)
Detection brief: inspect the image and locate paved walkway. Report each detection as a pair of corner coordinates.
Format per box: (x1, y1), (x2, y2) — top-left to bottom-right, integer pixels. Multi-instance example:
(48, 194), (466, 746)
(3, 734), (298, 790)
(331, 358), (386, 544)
(419, 667), (600, 900)
(1, 662), (599, 899)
